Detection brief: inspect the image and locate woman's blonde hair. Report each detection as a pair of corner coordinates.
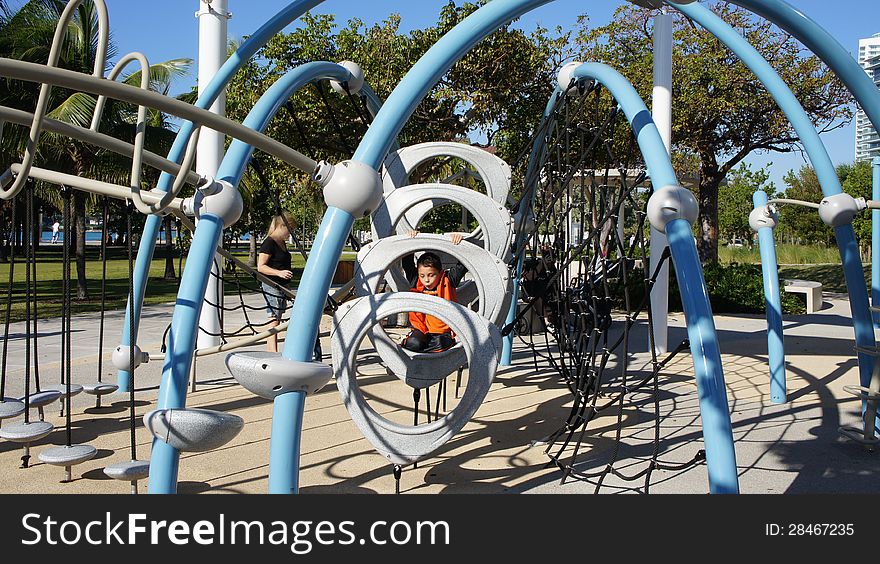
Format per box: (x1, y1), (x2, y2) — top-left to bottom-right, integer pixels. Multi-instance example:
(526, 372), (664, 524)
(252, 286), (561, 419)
(268, 213), (297, 236)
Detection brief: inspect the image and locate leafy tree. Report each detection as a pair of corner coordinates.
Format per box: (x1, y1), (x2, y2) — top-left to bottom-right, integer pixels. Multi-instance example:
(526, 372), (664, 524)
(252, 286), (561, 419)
(718, 162), (774, 245)
(223, 1), (569, 257)
(776, 165), (831, 245)
(839, 160), (874, 250)
(0, 0), (190, 296)
(575, 2), (853, 263)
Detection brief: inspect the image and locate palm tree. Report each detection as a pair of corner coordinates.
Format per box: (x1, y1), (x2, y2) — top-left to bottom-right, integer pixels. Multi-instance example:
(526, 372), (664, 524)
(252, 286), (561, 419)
(0, 0), (191, 298)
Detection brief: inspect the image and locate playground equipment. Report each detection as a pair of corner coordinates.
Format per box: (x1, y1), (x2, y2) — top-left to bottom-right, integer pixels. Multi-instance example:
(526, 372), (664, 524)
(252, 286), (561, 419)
(0, 0), (877, 496)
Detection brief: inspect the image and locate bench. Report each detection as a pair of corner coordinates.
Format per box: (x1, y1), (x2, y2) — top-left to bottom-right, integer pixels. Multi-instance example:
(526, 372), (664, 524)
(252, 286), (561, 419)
(783, 279), (823, 313)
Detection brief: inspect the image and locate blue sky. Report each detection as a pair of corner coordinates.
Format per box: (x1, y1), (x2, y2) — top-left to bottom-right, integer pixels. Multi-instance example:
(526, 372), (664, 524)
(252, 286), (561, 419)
(100, 0), (878, 188)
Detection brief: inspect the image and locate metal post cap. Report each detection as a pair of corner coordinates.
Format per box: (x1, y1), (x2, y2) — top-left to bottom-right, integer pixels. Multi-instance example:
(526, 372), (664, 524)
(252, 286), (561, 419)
(748, 205), (778, 232)
(330, 61), (365, 95)
(322, 160), (383, 218)
(818, 193), (866, 228)
(646, 185), (698, 231)
(190, 179), (243, 227)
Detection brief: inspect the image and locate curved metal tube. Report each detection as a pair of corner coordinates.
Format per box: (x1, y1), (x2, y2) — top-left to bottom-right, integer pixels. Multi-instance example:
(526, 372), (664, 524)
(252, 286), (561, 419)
(0, 0), (109, 200)
(148, 62), (372, 494)
(94, 51), (203, 216)
(0, 105), (202, 184)
(727, 0), (880, 132)
(569, 62), (737, 494)
(676, 0), (876, 418)
(120, 0), (328, 394)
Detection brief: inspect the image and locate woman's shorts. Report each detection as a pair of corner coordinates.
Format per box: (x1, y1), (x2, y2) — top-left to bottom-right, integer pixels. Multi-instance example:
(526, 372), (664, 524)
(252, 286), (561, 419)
(262, 282), (289, 321)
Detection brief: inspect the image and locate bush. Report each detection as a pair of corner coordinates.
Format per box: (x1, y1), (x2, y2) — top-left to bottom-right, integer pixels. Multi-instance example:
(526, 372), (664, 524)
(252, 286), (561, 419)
(682, 262), (804, 315)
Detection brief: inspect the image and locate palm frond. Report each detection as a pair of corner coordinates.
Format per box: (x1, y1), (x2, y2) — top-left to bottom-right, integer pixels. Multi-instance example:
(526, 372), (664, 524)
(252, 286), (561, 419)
(45, 91), (97, 127)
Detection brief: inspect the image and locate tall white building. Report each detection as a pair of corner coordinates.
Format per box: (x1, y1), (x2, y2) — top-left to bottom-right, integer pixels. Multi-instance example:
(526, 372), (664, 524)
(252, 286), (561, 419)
(856, 34), (880, 162)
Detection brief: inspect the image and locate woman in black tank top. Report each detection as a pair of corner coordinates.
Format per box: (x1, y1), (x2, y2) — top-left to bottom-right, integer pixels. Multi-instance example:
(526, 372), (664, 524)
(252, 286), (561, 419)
(257, 213), (295, 352)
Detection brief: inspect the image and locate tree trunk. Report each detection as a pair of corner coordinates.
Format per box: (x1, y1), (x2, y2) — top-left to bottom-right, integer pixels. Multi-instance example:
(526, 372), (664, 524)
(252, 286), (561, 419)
(74, 191), (89, 300)
(247, 212), (257, 267)
(163, 215), (177, 280)
(697, 158), (724, 265)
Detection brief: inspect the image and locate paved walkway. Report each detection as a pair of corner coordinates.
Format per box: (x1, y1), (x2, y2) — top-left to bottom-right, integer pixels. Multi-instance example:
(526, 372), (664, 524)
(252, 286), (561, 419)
(0, 291), (878, 494)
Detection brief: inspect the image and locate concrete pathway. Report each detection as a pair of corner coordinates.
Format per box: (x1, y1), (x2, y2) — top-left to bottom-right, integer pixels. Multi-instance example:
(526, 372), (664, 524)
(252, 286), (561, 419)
(0, 291), (878, 494)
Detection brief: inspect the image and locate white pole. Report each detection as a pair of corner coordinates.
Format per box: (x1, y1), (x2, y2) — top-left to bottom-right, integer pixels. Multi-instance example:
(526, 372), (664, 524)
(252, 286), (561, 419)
(196, 0), (230, 349)
(650, 8), (672, 355)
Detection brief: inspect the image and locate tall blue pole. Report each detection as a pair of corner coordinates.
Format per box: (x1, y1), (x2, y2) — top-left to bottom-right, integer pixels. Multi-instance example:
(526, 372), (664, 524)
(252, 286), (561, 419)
(118, 0), (327, 392)
(675, 0), (875, 407)
(752, 190), (786, 403)
(873, 157), (880, 327)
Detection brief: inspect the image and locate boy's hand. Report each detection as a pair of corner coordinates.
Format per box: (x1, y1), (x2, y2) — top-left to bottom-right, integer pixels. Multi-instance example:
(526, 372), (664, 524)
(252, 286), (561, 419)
(449, 233), (463, 245)
(408, 230), (419, 238)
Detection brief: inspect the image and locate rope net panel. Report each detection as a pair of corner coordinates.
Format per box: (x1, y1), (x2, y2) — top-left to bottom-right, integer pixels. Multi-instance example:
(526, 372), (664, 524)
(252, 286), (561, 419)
(512, 84), (701, 493)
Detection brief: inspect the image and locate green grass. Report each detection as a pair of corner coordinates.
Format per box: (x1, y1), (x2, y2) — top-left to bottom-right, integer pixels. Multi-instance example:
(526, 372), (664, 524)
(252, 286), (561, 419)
(0, 246), (356, 322)
(719, 243), (842, 265)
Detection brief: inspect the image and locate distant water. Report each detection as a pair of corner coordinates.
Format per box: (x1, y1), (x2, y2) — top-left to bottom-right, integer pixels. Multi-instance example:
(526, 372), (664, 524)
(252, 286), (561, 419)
(38, 230), (178, 243)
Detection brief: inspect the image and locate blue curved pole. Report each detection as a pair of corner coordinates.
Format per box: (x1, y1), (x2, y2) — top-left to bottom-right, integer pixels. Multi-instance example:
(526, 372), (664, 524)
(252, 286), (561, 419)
(502, 89), (561, 366)
(262, 0), (556, 494)
(148, 62), (358, 494)
(148, 214), (224, 493)
(570, 62), (737, 493)
(873, 157), (880, 327)
(119, 0), (328, 392)
(666, 218), (739, 494)
(727, 0), (880, 132)
(675, 0), (875, 411)
(752, 190), (786, 403)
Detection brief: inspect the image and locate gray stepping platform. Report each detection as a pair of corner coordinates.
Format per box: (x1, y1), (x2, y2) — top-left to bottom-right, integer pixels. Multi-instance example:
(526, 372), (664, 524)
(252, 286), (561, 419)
(40, 384), (84, 398)
(225, 352), (332, 399)
(143, 408), (244, 452)
(0, 420), (54, 442)
(0, 398), (25, 419)
(19, 390), (63, 408)
(38, 444), (97, 466)
(371, 183), (513, 262)
(382, 141), (512, 206)
(83, 383), (118, 396)
(332, 293), (501, 465)
(104, 459), (150, 481)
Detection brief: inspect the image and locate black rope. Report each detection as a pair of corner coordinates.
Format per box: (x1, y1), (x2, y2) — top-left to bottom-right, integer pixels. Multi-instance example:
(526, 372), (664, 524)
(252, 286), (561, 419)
(62, 186), (72, 445)
(127, 205), (136, 460)
(97, 197), (108, 385)
(0, 199), (16, 401)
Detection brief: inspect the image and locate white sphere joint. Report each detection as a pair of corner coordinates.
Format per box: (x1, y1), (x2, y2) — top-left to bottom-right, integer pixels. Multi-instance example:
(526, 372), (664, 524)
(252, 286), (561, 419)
(818, 193), (866, 228)
(112, 345), (149, 372)
(191, 179), (243, 228)
(557, 61), (586, 96)
(647, 185), (699, 231)
(749, 205), (778, 232)
(322, 160), (383, 218)
(330, 61), (365, 95)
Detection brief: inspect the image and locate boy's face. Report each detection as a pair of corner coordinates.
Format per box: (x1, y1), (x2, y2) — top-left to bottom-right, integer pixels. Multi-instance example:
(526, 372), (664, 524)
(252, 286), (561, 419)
(418, 264), (442, 290)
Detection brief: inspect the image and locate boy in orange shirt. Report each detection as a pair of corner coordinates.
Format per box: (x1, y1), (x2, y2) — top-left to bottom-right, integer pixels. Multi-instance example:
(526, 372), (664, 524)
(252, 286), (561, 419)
(401, 233), (466, 353)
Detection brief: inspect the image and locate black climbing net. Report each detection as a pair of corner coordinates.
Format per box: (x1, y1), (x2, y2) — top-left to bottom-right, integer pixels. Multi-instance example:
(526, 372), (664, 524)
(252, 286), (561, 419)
(508, 82), (703, 493)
